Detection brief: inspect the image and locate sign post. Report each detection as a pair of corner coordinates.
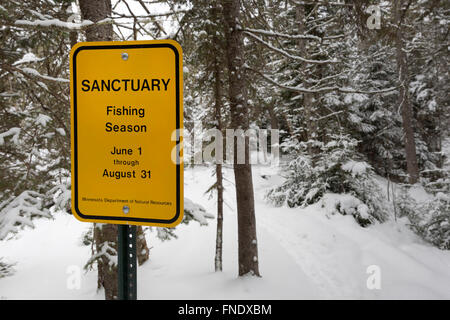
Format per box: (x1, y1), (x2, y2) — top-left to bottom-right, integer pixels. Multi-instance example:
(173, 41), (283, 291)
(118, 225), (137, 300)
(70, 40), (183, 300)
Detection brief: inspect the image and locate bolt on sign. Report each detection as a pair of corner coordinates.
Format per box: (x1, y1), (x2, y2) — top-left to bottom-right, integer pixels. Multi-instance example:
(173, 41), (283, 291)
(70, 40), (183, 227)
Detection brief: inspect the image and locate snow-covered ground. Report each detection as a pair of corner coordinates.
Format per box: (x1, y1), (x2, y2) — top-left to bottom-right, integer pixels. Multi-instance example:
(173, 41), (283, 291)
(0, 166), (449, 299)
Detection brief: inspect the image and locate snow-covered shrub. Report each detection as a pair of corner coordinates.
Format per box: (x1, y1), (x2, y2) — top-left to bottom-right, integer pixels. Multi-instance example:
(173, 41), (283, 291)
(267, 134), (388, 226)
(320, 193), (373, 227)
(0, 191), (51, 278)
(0, 190), (51, 240)
(395, 185), (419, 221)
(397, 178), (450, 250)
(47, 182), (71, 213)
(419, 193), (450, 250)
(183, 198), (215, 226)
(0, 258), (15, 279)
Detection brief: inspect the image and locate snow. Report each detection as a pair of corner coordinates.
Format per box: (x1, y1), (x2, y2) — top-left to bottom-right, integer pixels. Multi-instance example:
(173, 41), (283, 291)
(344, 92), (367, 104)
(243, 27), (321, 41)
(20, 67), (69, 83)
(15, 18), (94, 30)
(0, 127), (20, 146)
(184, 198), (214, 225)
(12, 53), (44, 66)
(0, 166), (449, 299)
(0, 191), (51, 240)
(35, 114), (51, 126)
(321, 193), (371, 222)
(407, 184), (433, 203)
(341, 160), (371, 177)
(56, 128), (66, 136)
(37, 81), (48, 91)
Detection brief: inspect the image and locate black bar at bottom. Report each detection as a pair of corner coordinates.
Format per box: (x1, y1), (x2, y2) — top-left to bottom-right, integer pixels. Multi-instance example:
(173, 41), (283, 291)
(118, 225), (137, 300)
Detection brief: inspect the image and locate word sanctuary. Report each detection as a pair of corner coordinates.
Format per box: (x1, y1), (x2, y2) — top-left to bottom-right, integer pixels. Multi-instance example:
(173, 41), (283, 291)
(80, 78), (171, 92)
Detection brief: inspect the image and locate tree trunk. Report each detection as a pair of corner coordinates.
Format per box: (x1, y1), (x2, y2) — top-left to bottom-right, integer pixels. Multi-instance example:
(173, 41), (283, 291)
(213, 53), (224, 272)
(79, 0), (150, 298)
(267, 100), (279, 131)
(222, 0), (260, 277)
(393, 0), (420, 184)
(78, 0), (118, 300)
(93, 223), (118, 300)
(215, 163), (224, 272)
(79, 0), (113, 42)
(296, 4), (317, 156)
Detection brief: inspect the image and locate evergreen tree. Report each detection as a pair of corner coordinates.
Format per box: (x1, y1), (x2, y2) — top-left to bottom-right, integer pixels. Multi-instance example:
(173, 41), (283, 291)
(222, 0), (260, 277)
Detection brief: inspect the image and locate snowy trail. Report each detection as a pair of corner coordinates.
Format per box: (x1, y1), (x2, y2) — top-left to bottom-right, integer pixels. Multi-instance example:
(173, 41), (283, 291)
(257, 207), (361, 298)
(252, 166), (450, 299)
(254, 172), (364, 298)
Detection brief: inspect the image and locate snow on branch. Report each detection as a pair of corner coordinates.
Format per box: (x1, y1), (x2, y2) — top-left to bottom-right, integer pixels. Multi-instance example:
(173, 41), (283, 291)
(243, 31), (338, 64)
(291, 0), (353, 6)
(242, 27), (322, 41)
(0, 127), (20, 145)
(0, 191), (51, 240)
(19, 67), (69, 83)
(14, 12), (186, 32)
(84, 241), (117, 270)
(2, 61), (69, 83)
(184, 198), (214, 226)
(0, 92), (20, 98)
(333, 86), (397, 95)
(242, 27), (346, 41)
(112, 9), (189, 19)
(15, 18), (95, 30)
(247, 67), (397, 94)
(12, 53), (45, 66)
(47, 183), (71, 213)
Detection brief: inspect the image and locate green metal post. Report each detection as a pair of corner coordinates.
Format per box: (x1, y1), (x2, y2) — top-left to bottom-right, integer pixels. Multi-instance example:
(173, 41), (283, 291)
(118, 224), (137, 300)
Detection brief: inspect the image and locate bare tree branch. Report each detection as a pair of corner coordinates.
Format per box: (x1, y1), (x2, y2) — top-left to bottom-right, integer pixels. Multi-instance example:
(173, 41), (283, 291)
(243, 30), (338, 64)
(247, 67), (397, 94)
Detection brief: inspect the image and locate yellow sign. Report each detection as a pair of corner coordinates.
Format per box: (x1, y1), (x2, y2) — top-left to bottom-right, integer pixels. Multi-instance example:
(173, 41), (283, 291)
(70, 40), (183, 227)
